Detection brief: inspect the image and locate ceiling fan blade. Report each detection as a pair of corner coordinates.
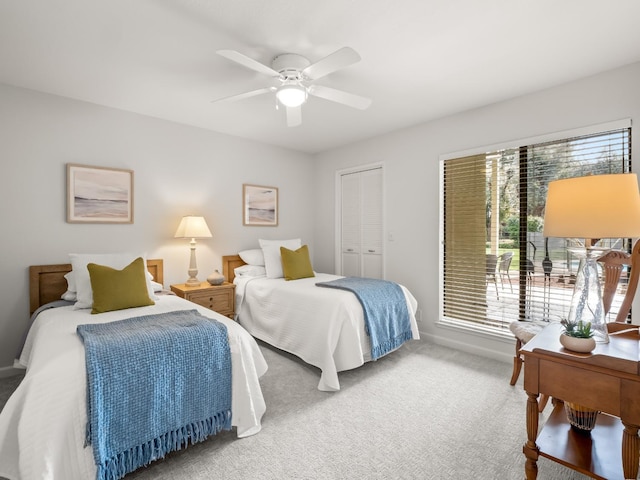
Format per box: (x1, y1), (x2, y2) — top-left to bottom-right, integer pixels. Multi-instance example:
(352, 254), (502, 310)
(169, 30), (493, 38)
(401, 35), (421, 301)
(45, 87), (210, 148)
(302, 47), (361, 80)
(286, 106), (302, 127)
(217, 50), (280, 77)
(308, 84), (372, 110)
(211, 87), (275, 103)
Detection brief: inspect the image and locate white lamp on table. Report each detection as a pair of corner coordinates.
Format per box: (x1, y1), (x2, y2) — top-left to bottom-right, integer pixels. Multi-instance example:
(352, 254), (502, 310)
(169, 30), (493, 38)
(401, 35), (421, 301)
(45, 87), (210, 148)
(543, 173), (640, 343)
(174, 215), (212, 286)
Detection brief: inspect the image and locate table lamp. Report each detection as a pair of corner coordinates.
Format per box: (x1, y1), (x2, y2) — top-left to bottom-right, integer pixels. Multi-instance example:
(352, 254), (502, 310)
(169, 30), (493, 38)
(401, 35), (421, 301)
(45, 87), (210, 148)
(543, 173), (640, 343)
(174, 215), (212, 286)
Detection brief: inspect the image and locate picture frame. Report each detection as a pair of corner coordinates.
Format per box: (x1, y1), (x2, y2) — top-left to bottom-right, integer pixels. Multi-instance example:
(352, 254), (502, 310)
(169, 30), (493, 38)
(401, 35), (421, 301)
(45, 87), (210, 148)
(243, 184), (278, 226)
(66, 163), (134, 223)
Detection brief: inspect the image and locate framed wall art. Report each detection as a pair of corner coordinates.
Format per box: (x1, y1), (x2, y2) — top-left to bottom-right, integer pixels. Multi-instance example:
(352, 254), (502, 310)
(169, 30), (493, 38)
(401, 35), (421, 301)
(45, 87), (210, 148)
(66, 164), (134, 223)
(243, 184), (278, 226)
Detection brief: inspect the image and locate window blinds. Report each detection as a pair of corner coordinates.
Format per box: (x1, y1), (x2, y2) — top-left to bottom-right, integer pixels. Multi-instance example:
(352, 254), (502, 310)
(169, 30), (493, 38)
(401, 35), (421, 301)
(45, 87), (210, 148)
(441, 127), (631, 330)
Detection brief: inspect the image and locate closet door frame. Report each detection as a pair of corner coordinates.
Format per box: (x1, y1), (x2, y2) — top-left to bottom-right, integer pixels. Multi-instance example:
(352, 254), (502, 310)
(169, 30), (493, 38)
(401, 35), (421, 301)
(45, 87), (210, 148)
(334, 162), (385, 278)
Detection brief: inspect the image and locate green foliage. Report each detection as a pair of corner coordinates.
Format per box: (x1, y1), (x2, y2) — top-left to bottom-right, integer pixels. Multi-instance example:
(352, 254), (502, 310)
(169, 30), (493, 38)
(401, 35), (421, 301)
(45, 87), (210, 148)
(503, 216), (519, 242)
(560, 319), (594, 338)
(502, 215), (544, 242)
(527, 216), (544, 233)
(498, 239), (515, 249)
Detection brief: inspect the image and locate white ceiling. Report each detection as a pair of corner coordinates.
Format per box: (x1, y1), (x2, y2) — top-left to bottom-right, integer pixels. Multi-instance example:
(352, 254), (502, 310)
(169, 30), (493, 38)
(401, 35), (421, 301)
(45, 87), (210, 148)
(2, 0), (640, 154)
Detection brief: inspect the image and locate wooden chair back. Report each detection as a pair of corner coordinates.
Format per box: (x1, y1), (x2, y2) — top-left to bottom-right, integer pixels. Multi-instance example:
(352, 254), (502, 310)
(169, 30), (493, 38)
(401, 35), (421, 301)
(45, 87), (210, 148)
(597, 240), (640, 324)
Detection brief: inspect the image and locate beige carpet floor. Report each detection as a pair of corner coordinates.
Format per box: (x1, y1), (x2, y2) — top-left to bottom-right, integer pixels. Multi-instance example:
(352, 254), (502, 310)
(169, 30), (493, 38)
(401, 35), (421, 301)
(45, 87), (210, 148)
(1, 339), (599, 479)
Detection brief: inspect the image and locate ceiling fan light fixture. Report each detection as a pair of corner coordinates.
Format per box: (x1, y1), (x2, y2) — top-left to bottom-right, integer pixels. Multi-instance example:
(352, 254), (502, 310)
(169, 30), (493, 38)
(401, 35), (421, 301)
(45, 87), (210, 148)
(215, 47), (370, 125)
(276, 83), (307, 107)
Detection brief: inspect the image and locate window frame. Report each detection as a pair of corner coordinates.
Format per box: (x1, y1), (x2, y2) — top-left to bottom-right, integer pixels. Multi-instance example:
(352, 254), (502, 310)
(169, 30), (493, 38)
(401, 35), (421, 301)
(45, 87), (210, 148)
(438, 119), (632, 336)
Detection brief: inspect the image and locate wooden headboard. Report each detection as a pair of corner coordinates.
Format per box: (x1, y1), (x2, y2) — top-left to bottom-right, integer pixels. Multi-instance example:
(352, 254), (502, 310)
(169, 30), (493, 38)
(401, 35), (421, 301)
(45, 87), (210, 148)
(222, 255), (247, 284)
(28, 259), (164, 315)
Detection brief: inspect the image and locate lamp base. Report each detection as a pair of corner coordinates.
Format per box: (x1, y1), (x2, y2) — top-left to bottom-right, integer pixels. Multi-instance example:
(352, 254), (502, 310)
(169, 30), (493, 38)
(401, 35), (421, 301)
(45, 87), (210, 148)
(567, 247), (609, 343)
(184, 238), (201, 287)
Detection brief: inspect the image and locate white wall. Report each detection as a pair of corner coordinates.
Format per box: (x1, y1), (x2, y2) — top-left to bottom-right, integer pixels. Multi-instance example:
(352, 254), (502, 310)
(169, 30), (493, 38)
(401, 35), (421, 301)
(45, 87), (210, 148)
(3, 61), (639, 372)
(0, 83), (314, 371)
(313, 61), (640, 363)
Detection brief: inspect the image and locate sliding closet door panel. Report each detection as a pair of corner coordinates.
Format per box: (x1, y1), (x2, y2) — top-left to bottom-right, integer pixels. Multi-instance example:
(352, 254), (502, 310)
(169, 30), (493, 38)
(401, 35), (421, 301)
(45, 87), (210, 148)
(341, 173), (361, 251)
(342, 251), (361, 277)
(362, 252), (383, 278)
(361, 168), (383, 253)
(339, 166), (383, 279)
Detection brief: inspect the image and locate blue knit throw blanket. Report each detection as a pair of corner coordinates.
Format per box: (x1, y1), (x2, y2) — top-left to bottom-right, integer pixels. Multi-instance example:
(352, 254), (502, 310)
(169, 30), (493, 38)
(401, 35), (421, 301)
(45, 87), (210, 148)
(316, 277), (413, 360)
(77, 310), (232, 480)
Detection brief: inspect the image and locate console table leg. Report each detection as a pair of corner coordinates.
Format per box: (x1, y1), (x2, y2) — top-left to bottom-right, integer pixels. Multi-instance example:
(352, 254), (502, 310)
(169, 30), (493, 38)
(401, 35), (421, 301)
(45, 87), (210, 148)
(523, 392), (539, 479)
(621, 422), (639, 480)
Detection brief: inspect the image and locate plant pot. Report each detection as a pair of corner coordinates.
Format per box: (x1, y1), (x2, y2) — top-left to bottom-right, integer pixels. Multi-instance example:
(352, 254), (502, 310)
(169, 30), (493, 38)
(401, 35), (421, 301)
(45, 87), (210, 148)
(559, 333), (596, 353)
(564, 402), (599, 433)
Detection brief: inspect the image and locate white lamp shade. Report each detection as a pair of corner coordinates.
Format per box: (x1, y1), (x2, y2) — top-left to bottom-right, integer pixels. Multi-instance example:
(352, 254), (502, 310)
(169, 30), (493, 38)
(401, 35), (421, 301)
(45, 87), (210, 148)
(276, 84), (307, 107)
(174, 216), (212, 239)
(543, 173), (640, 239)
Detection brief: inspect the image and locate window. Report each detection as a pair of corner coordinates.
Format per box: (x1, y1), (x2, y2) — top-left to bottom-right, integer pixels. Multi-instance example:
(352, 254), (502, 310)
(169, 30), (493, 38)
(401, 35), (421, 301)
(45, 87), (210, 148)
(440, 124), (631, 332)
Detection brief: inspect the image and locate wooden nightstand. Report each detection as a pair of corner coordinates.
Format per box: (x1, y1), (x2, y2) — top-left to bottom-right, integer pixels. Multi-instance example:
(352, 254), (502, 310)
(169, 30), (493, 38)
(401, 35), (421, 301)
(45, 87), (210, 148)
(170, 282), (235, 319)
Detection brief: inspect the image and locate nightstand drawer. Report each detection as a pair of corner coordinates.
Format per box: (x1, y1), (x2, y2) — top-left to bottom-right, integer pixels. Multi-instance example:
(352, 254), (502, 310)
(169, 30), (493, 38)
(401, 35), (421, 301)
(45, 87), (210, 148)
(188, 289), (233, 312)
(170, 282), (236, 319)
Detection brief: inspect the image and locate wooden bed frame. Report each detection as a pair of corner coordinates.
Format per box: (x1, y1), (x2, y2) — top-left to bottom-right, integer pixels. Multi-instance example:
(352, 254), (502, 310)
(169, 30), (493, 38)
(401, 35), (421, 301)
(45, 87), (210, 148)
(29, 259), (164, 315)
(222, 255), (247, 285)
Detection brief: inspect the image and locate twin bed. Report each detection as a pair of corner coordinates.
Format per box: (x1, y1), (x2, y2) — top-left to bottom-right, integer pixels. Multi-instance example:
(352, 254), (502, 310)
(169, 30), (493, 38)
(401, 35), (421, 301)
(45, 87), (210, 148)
(222, 253), (419, 392)
(0, 259), (267, 480)
(0, 250), (418, 480)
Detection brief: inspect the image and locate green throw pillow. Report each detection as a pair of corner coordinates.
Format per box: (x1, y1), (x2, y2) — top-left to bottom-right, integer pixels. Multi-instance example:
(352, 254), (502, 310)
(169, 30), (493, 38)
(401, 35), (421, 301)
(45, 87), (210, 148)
(88, 257), (155, 314)
(280, 245), (315, 281)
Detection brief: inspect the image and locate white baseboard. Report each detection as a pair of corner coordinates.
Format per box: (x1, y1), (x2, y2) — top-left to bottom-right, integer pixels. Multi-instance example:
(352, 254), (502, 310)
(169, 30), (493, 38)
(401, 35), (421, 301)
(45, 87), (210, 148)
(419, 329), (514, 365)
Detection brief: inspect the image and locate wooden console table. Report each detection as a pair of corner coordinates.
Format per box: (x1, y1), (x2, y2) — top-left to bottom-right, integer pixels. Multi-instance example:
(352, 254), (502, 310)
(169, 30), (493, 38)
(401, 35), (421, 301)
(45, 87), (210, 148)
(520, 323), (640, 479)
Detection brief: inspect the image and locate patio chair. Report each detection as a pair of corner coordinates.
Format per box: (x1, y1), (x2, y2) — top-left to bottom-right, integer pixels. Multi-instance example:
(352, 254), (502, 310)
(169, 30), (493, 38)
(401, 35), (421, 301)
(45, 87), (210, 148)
(497, 252), (513, 293)
(486, 254), (499, 299)
(508, 240), (640, 411)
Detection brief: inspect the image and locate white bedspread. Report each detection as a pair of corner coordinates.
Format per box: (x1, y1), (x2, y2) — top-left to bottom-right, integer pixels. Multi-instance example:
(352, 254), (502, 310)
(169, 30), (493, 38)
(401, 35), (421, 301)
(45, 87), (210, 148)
(235, 273), (419, 391)
(0, 296), (267, 480)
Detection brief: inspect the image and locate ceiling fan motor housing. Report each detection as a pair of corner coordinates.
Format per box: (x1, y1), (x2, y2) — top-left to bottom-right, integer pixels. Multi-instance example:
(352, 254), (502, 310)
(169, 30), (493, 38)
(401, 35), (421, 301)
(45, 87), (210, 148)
(271, 53), (311, 80)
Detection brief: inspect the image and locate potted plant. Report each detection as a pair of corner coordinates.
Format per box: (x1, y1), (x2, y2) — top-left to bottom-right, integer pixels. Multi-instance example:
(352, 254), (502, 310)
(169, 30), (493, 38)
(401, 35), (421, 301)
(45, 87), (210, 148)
(559, 318), (596, 353)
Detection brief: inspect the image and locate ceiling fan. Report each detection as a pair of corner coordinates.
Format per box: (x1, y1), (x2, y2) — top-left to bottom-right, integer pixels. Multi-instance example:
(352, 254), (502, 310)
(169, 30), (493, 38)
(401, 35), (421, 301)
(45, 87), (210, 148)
(213, 47), (372, 127)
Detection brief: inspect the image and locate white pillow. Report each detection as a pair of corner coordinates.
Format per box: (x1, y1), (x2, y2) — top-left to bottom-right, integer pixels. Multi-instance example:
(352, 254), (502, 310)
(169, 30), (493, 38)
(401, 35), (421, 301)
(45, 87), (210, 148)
(64, 271), (77, 291)
(61, 271), (77, 301)
(61, 290), (77, 301)
(258, 239), (301, 279)
(69, 253), (156, 309)
(62, 269), (158, 300)
(234, 265), (267, 278)
(238, 249), (265, 266)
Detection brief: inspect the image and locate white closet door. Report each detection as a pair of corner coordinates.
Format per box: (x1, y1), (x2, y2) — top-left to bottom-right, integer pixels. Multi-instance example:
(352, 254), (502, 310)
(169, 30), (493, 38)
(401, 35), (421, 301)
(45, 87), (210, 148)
(341, 172), (361, 277)
(340, 167), (383, 278)
(360, 168), (383, 278)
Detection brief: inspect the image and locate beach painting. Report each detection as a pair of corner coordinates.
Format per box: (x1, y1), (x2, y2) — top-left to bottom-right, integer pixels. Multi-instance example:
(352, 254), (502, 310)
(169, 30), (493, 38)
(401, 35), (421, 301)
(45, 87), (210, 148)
(67, 164), (133, 223)
(243, 184), (278, 226)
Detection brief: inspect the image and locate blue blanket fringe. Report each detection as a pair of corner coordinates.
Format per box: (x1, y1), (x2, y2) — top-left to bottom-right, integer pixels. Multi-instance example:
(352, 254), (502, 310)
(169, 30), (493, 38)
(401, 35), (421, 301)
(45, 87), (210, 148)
(316, 277), (413, 360)
(77, 309), (232, 480)
(98, 411), (231, 480)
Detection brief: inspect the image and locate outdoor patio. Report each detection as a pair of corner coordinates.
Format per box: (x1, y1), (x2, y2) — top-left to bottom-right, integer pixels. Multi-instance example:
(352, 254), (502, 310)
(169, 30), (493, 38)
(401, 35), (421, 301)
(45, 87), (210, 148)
(486, 268), (628, 329)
